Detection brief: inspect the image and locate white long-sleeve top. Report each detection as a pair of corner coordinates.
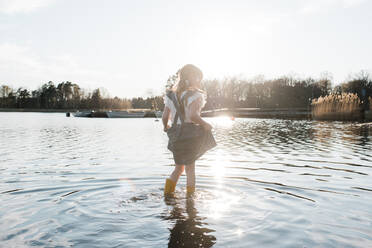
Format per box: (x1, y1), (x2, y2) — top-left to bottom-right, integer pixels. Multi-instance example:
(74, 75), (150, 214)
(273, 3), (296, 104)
(164, 90), (206, 125)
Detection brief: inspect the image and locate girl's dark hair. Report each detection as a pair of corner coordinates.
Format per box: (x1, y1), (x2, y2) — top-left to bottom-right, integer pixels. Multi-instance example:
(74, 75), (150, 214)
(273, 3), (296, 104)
(175, 64), (203, 116)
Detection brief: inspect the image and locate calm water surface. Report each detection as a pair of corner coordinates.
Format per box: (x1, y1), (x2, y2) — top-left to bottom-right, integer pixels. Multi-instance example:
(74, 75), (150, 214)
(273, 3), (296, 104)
(1, 113), (372, 247)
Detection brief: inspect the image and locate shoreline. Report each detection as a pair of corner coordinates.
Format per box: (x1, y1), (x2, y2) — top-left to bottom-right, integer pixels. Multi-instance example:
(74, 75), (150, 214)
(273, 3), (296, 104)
(0, 108), (78, 113)
(0, 107), (312, 119)
(201, 108), (311, 120)
(0, 108), (150, 113)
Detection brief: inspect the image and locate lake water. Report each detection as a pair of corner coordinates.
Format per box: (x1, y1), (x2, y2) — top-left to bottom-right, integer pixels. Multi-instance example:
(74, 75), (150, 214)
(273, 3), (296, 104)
(0, 112), (371, 247)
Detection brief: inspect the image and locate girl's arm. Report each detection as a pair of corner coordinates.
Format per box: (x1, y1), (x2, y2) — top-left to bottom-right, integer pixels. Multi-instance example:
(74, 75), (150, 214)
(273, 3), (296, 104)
(162, 106), (171, 132)
(189, 98), (212, 130)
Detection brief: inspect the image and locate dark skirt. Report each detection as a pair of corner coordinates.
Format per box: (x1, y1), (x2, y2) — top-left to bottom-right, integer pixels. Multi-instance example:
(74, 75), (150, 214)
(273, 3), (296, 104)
(167, 124), (217, 165)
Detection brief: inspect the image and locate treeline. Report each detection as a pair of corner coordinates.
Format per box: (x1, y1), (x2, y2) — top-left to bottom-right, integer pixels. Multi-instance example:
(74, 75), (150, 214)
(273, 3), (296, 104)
(0, 81), (164, 110)
(1, 71), (371, 111)
(202, 76), (331, 110)
(202, 71), (371, 110)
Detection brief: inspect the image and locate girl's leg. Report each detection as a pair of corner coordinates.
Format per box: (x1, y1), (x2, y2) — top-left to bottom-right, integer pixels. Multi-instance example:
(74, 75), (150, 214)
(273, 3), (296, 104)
(164, 164), (184, 195)
(169, 164), (185, 184)
(185, 162), (195, 195)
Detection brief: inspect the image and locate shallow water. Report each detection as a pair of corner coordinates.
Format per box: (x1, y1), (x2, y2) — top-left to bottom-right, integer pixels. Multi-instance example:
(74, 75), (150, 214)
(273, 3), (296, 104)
(0, 113), (372, 247)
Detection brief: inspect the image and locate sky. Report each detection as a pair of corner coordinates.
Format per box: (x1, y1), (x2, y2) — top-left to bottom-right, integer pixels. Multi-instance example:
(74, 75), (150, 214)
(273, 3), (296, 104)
(0, 0), (371, 98)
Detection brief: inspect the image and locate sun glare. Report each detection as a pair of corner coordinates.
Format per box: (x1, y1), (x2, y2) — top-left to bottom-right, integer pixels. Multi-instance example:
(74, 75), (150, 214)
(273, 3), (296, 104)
(206, 190), (240, 220)
(204, 146), (241, 220)
(191, 21), (253, 77)
(211, 116), (235, 128)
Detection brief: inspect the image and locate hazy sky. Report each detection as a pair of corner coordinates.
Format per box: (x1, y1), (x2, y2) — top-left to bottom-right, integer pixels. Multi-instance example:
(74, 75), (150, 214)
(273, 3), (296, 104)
(0, 0), (371, 97)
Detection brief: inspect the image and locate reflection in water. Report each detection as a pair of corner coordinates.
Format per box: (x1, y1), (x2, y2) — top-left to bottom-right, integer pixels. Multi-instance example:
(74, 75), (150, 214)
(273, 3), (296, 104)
(163, 196), (216, 248)
(358, 125), (370, 145)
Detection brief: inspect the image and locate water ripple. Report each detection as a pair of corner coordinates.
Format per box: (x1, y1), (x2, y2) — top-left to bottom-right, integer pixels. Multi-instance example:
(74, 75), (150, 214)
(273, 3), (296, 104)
(0, 114), (372, 247)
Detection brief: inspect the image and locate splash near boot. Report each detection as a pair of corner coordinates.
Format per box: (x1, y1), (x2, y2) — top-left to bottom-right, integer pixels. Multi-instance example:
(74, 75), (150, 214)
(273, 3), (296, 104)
(186, 186), (195, 196)
(164, 178), (176, 195)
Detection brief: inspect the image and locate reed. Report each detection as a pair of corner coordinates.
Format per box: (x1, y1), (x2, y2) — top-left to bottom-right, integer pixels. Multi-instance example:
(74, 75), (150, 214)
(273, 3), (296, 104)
(311, 93), (362, 121)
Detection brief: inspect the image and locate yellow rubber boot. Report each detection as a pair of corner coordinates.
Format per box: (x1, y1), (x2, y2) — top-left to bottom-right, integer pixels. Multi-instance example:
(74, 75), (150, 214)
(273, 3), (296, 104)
(186, 186), (195, 196)
(164, 178), (176, 195)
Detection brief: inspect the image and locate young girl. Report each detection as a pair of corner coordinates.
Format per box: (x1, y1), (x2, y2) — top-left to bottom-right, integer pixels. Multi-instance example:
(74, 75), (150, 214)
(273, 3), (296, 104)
(162, 64), (215, 196)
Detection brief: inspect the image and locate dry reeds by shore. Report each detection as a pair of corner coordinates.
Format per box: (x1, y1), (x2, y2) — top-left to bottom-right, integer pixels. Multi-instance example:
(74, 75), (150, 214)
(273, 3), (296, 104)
(312, 93), (362, 121)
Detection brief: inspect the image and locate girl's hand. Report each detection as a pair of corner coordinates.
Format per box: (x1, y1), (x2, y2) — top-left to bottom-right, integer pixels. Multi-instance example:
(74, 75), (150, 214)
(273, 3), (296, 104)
(163, 125), (171, 132)
(162, 107), (171, 132)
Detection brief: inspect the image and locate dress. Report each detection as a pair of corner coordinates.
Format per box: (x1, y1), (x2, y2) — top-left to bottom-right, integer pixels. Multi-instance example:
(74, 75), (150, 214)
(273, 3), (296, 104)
(164, 90), (216, 165)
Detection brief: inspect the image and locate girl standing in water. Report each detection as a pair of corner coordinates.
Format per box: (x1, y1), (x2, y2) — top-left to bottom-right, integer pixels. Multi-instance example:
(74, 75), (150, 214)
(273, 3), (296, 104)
(162, 64), (216, 196)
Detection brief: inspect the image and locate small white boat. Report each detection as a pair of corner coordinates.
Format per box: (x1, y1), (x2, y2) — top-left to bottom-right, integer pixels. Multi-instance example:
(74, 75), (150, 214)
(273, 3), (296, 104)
(106, 110), (146, 118)
(73, 111), (91, 117)
(155, 111), (163, 118)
